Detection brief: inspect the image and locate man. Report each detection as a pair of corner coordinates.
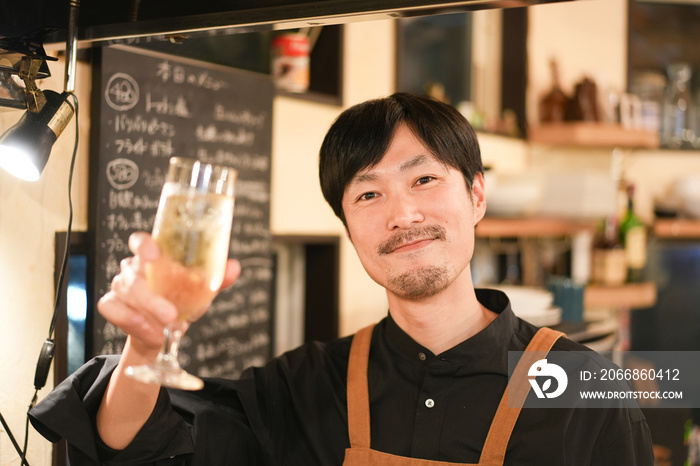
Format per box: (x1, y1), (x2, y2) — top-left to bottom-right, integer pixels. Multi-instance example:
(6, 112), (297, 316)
(30, 93), (654, 465)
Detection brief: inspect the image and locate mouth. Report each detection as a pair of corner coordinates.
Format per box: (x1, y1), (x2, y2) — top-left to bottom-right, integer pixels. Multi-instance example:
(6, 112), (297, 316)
(377, 225), (447, 256)
(389, 238), (434, 254)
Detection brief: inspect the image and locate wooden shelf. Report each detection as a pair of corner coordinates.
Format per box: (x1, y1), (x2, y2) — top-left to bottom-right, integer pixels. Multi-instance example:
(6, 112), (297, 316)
(476, 217), (597, 238)
(654, 219), (700, 239)
(529, 122), (660, 149)
(584, 282), (657, 310)
(478, 217), (700, 239)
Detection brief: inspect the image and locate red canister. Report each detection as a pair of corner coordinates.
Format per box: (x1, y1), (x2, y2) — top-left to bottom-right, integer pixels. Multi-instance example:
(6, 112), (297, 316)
(271, 33), (310, 93)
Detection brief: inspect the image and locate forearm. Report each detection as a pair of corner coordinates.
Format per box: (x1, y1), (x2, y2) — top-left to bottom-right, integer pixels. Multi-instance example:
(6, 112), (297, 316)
(96, 336), (162, 450)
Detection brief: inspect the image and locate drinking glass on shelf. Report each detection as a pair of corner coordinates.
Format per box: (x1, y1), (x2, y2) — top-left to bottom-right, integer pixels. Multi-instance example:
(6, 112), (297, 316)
(126, 157), (237, 390)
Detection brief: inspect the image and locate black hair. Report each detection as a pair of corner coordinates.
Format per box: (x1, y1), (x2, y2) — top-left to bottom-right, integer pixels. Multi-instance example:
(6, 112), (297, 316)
(318, 92), (484, 226)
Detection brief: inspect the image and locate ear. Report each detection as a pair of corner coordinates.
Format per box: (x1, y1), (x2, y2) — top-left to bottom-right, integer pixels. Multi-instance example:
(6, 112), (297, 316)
(471, 172), (486, 224)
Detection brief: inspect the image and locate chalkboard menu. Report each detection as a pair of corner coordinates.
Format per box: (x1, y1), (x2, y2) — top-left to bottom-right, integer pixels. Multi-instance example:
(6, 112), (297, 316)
(88, 45), (274, 378)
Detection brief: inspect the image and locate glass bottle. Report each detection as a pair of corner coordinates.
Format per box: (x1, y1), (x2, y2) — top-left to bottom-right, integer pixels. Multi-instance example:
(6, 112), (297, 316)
(662, 63), (695, 149)
(618, 184), (647, 283)
(630, 70), (665, 134)
(591, 215), (626, 286)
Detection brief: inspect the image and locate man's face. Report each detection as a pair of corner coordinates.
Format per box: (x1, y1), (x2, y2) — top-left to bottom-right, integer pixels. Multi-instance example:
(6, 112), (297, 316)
(341, 123), (486, 301)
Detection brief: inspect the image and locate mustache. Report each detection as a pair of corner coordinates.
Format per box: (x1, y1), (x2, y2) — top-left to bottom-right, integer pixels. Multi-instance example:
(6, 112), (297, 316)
(377, 224), (447, 255)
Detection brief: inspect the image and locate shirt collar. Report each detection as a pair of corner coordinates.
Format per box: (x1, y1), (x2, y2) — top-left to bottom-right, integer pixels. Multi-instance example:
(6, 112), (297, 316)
(382, 288), (518, 374)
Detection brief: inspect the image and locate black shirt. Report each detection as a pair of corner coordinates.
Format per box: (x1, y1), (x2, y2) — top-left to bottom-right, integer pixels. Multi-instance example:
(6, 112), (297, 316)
(29, 289), (654, 465)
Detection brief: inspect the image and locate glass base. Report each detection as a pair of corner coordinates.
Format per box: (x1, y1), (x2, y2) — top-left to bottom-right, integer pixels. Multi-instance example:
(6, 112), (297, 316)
(125, 360), (204, 391)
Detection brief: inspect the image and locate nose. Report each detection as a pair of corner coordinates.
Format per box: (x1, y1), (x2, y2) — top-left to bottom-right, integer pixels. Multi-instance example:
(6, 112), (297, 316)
(386, 194), (424, 230)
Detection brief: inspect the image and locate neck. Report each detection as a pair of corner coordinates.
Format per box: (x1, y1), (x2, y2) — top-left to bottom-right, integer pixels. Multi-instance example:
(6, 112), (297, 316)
(387, 270), (497, 355)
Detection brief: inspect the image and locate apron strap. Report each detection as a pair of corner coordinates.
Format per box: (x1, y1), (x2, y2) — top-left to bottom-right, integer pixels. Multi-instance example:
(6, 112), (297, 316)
(478, 327), (565, 465)
(347, 324), (375, 449)
(346, 324), (565, 464)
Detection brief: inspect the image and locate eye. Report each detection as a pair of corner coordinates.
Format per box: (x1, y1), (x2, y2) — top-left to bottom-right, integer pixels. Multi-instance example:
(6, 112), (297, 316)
(357, 192), (378, 202)
(415, 176), (435, 186)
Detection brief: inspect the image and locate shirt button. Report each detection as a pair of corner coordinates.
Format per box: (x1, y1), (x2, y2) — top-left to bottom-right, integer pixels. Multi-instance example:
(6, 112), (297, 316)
(425, 398), (435, 408)
(418, 352), (427, 361)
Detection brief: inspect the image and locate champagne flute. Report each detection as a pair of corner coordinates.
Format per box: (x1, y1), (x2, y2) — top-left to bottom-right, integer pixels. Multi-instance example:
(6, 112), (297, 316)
(126, 157), (237, 390)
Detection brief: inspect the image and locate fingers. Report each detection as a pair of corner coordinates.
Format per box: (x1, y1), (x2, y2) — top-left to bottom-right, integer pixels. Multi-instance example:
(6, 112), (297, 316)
(182, 259), (241, 322)
(97, 291), (167, 350)
(221, 259), (242, 290)
(110, 254), (178, 325)
(128, 231), (160, 262)
(97, 232), (178, 351)
(97, 232), (241, 352)
(187, 259), (242, 322)
(188, 301), (213, 323)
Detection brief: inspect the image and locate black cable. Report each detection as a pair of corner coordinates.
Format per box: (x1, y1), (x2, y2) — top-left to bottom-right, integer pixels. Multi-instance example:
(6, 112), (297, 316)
(22, 401), (31, 466)
(0, 412), (30, 465)
(0, 91), (79, 466)
(47, 92), (78, 343)
(29, 91), (78, 465)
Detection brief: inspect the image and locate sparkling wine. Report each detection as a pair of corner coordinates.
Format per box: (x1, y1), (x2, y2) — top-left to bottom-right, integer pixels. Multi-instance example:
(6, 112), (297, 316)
(148, 184), (234, 320)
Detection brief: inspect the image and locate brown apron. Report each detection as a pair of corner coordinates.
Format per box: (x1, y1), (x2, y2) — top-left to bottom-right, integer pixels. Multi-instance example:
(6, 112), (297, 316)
(343, 324), (565, 466)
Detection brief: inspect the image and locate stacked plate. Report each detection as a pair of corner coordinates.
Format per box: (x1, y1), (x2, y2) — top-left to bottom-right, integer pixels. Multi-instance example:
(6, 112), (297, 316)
(488, 285), (562, 327)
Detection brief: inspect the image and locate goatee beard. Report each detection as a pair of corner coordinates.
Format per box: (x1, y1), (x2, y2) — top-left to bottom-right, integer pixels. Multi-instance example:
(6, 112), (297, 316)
(378, 224), (451, 299)
(387, 265), (451, 300)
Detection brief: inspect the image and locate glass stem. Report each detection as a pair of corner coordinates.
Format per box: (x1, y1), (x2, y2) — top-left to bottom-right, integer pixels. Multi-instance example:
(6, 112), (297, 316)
(158, 324), (183, 368)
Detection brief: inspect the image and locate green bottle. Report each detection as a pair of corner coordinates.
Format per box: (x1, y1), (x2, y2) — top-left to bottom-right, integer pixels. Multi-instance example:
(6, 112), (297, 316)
(618, 183), (647, 283)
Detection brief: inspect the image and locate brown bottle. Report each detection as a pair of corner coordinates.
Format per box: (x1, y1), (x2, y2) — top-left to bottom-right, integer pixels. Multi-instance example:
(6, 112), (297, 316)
(567, 76), (600, 121)
(539, 59), (569, 123)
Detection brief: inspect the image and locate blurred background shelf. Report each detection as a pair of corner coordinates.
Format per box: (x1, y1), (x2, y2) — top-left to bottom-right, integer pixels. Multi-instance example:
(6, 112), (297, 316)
(654, 219), (700, 238)
(529, 122), (660, 149)
(584, 282), (657, 310)
(479, 217), (700, 240)
(477, 217), (597, 237)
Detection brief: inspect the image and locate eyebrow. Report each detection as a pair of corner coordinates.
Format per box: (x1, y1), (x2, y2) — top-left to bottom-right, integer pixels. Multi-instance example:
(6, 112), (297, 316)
(398, 154), (430, 172)
(349, 154), (432, 186)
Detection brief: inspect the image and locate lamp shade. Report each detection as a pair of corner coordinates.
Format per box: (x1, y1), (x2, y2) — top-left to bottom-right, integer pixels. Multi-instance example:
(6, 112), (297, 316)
(0, 90), (74, 181)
